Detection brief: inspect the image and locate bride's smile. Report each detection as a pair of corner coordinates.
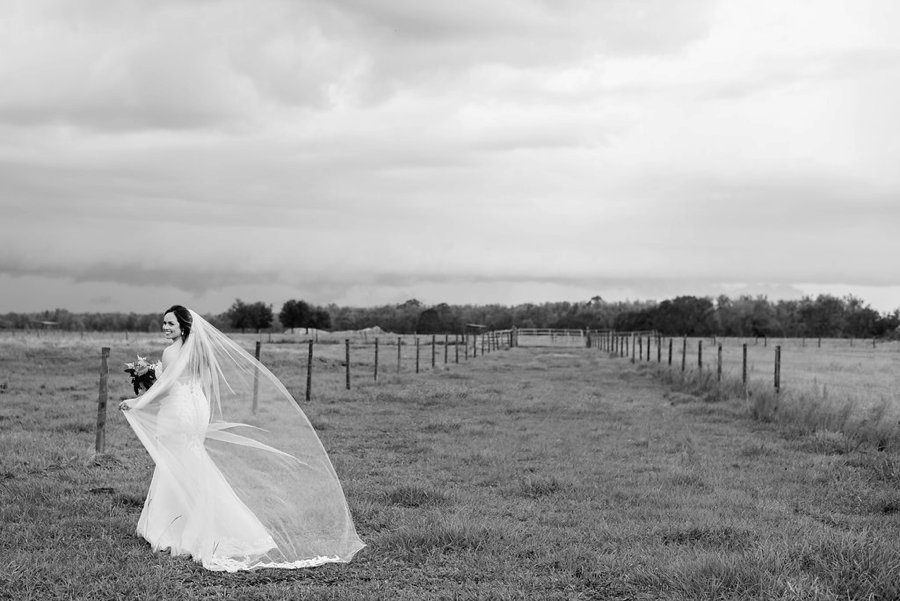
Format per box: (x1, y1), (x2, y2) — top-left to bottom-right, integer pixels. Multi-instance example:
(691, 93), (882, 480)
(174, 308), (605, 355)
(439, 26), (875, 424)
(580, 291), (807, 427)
(162, 313), (180, 342)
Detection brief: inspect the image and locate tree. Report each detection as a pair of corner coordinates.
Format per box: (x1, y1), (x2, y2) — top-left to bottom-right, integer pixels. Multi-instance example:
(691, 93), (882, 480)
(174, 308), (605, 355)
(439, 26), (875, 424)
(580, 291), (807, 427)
(227, 299), (273, 333)
(248, 301), (274, 332)
(715, 295), (742, 336)
(279, 300), (311, 333)
(741, 296), (779, 337)
(875, 310), (900, 338)
(844, 295), (880, 338)
(615, 308), (656, 332)
(415, 308), (443, 334)
(415, 303), (458, 334)
(800, 295), (846, 337)
(654, 296), (716, 336)
(227, 299), (253, 333)
(309, 307), (332, 331)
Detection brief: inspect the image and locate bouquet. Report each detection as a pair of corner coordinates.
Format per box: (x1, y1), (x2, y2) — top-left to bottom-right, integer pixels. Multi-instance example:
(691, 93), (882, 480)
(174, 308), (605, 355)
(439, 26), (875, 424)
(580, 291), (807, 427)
(124, 355), (161, 395)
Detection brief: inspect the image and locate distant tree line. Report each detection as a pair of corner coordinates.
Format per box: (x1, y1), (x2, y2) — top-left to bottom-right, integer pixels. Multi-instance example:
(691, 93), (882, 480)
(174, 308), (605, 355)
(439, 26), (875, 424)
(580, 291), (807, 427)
(612, 295), (899, 338)
(325, 294), (900, 338)
(1, 294), (897, 339)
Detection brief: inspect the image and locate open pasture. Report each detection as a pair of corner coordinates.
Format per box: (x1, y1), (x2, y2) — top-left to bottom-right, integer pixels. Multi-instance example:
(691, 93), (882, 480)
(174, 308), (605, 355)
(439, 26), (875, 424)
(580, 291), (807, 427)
(621, 336), (900, 422)
(1, 335), (900, 600)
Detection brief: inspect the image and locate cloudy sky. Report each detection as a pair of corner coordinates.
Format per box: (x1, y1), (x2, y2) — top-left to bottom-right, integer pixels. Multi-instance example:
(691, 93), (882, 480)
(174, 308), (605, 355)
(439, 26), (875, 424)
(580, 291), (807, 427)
(2, 0), (900, 315)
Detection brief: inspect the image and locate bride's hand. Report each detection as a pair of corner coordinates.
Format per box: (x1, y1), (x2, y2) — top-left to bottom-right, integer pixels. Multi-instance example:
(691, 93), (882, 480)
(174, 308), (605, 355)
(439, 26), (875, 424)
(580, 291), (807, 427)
(119, 400), (132, 411)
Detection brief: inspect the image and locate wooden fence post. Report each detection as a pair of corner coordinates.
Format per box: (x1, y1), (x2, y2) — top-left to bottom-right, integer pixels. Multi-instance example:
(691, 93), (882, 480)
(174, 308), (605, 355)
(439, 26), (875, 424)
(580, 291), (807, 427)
(416, 337), (420, 373)
(638, 336), (642, 362)
(444, 334), (449, 364)
(774, 345), (782, 397)
(646, 335), (651, 361)
(465, 334), (469, 360)
(95, 347), (109, 454)
(345, 339), (351, 390)
(455, 334), (459, 363)
(397, 336), (402, 374)
(252, 340), (261, 413)
(681, 337), (687, 372)
(305, 341), (313, 401)
(432, 334), (436, 368)
(374, 338), (379, 381)
(717, 344), (722, 382)
(698, 340), (703, 371)
(668, 338), (673, 366)
(742, 343), (748, 398)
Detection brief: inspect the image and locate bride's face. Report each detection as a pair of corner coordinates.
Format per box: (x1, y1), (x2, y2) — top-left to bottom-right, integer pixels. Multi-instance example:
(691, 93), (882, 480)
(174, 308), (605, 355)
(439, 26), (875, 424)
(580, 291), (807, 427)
(162, 312), (181, 342)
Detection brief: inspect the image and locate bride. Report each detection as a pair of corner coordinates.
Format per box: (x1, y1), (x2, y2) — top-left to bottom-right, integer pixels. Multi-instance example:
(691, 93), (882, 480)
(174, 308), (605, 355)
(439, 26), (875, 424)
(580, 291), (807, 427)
(119, 305), (364, 571)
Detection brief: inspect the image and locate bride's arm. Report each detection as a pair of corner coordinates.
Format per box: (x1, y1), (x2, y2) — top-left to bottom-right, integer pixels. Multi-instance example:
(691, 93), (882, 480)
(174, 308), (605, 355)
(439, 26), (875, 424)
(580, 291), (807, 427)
(120, 365), (165, 411)
(120, 349), (172, 411)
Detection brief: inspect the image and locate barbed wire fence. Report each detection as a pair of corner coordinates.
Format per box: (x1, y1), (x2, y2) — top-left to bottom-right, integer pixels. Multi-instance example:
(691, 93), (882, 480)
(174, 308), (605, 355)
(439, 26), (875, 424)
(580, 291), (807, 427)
(48, 323), (896, 454)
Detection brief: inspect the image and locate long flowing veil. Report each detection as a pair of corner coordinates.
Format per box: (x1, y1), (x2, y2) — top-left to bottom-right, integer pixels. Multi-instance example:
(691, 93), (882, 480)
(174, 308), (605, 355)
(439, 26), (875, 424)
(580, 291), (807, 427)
(123, 310), (364, 570)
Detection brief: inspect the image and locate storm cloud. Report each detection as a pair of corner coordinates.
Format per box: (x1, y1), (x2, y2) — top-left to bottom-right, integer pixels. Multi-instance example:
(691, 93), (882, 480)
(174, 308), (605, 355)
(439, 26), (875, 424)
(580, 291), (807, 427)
(1, 0), (899, 313)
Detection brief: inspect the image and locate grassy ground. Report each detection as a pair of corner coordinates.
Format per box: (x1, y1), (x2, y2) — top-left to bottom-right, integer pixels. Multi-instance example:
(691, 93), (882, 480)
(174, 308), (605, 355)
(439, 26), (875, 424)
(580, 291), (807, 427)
(1, 338), (899, 600)
(635, 336), (900, 415)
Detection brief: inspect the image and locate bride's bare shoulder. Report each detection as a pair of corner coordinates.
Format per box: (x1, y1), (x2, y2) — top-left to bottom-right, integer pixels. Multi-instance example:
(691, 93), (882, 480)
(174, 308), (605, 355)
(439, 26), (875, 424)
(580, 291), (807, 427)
(161, 342), (181, 368)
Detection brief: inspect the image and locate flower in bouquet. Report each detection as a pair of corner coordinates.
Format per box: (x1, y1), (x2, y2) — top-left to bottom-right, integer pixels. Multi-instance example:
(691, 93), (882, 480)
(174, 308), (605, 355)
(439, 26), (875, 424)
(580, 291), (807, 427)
(124, 355), (161, 395)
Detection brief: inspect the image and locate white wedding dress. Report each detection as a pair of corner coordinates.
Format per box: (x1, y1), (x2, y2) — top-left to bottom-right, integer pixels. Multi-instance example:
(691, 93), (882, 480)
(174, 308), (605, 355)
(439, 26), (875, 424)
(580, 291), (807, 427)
(123, 311), (364, 571)
(133, 379), (277, 569)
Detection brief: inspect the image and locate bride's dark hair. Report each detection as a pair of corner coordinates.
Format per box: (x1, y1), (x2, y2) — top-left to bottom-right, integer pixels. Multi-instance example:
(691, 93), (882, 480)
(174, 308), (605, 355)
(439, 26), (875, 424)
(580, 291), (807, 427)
(165, 305), (192, 343)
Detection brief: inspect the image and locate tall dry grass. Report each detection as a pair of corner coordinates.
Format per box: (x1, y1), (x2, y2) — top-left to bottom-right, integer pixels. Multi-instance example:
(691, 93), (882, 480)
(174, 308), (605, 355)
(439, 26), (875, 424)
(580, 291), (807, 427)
(639, 336), (900, 452)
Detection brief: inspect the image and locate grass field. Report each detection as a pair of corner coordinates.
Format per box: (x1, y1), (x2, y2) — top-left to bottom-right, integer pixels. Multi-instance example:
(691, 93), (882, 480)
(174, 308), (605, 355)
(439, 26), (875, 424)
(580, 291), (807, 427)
(1, 334), (899, 600)
(608, 335), (900, 423)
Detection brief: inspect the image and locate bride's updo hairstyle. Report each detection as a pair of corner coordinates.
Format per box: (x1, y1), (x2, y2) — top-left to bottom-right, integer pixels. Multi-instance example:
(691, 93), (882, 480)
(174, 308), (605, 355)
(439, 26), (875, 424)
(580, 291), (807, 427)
(165, 305), (193, 343)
